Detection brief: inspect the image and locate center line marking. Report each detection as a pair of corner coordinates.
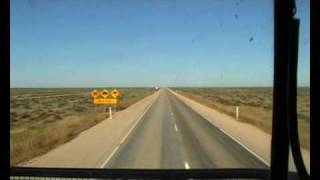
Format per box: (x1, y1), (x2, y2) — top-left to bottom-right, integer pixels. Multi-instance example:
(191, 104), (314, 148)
(184, 161), (190, 169)
(174, 124), (178, 132)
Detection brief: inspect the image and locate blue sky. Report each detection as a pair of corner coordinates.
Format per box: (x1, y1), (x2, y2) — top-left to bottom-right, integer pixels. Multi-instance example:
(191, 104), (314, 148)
(10, 0), (309, 87)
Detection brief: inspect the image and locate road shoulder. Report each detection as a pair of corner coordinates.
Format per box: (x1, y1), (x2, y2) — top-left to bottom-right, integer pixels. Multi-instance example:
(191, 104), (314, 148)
(169, 89), (310, 172)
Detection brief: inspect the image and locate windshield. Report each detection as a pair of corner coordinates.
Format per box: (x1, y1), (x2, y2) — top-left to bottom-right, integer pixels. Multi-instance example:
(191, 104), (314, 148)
(10, 0), (309, 173)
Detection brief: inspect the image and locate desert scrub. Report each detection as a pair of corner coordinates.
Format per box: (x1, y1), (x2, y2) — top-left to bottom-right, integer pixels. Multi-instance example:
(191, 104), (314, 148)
(10, 111), (107, 165)
(10, 88), (155, 165)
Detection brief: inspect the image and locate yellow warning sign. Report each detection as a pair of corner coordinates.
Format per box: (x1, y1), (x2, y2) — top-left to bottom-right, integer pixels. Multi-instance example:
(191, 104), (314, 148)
(101, 89), (109, 98)
(94, 98), (118, 105)
(91, 89), (100, 98)
(111, 89), (120, 98)
(91, 89), (120, 105)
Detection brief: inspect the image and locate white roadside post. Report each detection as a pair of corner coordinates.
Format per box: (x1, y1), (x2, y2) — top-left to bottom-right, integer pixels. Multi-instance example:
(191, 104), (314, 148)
(109, 106), (112, 120)
(236, 106), (239, 120)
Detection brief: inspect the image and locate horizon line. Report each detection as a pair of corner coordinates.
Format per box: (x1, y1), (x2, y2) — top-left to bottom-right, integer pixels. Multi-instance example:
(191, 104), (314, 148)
(10, 86), (310, 89)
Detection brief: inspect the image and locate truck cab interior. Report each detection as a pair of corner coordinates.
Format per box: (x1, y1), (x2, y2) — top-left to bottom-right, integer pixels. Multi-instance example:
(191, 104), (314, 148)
(7, 0), (315, 179)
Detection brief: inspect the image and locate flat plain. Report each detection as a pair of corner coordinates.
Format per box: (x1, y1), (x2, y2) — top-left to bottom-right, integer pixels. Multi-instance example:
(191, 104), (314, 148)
(10, 88), (155, 165)
(173, 87), (310, 150)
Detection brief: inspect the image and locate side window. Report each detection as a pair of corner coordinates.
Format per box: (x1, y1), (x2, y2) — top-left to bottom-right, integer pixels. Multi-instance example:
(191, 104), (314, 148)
(296, 0), (310, 172)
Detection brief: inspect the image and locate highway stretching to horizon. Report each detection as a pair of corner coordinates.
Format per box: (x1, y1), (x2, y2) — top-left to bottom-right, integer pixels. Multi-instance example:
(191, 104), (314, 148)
(104, 89), (268, 169)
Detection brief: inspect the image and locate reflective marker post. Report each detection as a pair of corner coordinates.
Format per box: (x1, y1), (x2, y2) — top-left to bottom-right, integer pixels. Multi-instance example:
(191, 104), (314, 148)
(236, 106), (239, 120)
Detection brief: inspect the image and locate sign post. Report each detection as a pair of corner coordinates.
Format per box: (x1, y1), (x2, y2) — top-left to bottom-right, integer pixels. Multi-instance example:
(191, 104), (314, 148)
(90, 89), (120, 119)
(109, 106), (112, 119)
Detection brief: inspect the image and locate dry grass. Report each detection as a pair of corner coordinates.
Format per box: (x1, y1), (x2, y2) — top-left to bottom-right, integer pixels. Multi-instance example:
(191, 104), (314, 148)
(10, 88), (155, 165)
(174, 87), (310, 150)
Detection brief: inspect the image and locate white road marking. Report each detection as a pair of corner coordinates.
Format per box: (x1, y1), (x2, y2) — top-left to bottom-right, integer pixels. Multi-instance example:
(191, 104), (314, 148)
(99, 145), (120, 168)
(174, 124), (178, 132)
(100, 92), (159, 168)
(218, 127), (270, 167)
(184, 161), (190, 169)
(120, 93), (160, 145)
(168, 88), (270, 167)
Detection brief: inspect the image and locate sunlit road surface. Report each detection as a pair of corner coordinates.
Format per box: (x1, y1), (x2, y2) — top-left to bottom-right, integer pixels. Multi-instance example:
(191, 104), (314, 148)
(104, 89), (268, 169)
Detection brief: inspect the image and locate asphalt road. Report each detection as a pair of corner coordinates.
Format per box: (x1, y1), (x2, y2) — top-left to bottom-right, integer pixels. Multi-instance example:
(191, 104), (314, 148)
(104, 89), (267, 169)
